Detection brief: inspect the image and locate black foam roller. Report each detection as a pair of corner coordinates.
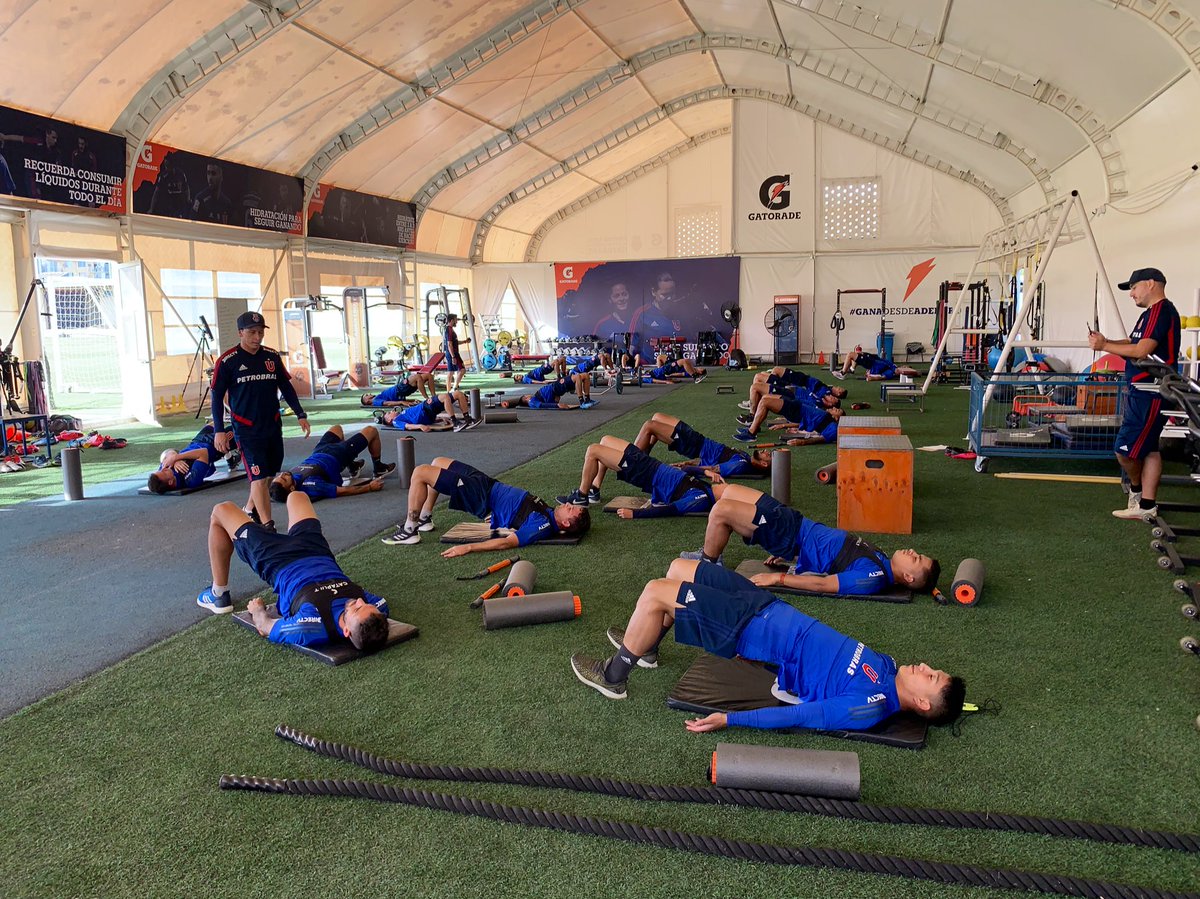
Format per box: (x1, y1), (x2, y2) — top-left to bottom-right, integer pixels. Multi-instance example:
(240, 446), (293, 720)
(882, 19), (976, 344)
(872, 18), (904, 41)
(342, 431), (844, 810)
(483, 591), (580, 630)
(62, 445), (83, 501)
(815, 461), (837, 485)
(503, 560), (537, 597)
(771, 447), (791, 505)
(951, 558), (984, 606)
(395, 437), (416, 488)
(468, 388), (481, 420)
(710, 742), (860, 800)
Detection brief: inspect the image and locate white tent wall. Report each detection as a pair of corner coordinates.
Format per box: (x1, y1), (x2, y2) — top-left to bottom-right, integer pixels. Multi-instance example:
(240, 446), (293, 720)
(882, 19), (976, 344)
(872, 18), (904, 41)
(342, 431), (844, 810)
(738, 257), (814, 358)
(733, 101), (815, 255)
(533, 167), (673, 263)
(814, 250), (979, 362)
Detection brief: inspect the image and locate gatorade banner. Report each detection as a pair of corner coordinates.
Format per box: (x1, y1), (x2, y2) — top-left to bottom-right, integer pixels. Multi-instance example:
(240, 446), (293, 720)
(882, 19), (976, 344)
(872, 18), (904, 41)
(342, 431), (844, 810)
(0, 104), (125, 212)
(132, 142), (303, 234)
(308, 182), (416, 249)
(554, 257), (741, 360)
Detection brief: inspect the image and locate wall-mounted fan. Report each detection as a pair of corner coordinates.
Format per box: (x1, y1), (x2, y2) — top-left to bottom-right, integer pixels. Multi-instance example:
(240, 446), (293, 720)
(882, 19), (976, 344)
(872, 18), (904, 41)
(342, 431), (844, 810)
(720, 302), (742, 328)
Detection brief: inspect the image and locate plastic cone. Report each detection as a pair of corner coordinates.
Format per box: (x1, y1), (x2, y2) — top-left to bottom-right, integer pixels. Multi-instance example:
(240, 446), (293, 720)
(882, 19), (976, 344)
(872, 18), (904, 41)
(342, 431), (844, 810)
(817, 351), (826, 365)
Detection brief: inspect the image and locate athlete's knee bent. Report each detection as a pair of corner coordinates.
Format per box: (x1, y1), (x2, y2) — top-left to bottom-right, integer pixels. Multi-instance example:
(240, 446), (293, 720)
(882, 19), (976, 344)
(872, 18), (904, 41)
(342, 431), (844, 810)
(667, 558), (700, 581)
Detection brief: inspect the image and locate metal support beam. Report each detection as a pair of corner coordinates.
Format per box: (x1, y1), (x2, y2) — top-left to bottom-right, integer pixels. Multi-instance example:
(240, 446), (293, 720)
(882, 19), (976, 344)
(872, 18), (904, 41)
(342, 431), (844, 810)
(478, 86), (1012, 262)
(777, 0), (1128, 199)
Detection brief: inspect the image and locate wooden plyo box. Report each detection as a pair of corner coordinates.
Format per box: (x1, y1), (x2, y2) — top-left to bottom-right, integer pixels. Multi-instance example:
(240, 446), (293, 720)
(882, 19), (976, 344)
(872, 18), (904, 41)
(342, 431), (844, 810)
(837, 434), (913, 534)
(838, 415), (902, 437)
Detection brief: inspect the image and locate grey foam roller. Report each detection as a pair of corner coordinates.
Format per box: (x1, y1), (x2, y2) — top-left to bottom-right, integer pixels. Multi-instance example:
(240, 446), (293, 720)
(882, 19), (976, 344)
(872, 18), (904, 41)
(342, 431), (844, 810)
(61, 446), (83, 501)
(486, 411), (520, 423)
(483, 591), (580, 630)
(951, 558), (985, 606)
(771, 447), (791, 505)
(815, 461), (837, 485)
(503, 560), (537, 597)
(710, 742), (860, 800)
(395, 437), (416, 488)
(468, 387), (482, 420)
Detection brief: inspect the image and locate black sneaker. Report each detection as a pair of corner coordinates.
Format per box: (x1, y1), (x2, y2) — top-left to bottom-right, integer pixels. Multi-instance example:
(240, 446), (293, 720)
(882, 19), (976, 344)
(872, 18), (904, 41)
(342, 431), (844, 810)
(606, 626), (657, 668)
(571, 653), (627, 699)
(381, 524), (420, 545)
(587, 487), (602, 505)
(452, 418), (469, 433)
(416, 514), (435, 532)
(225, 449), (241, 470)
(373, 462), (397, 477)
(245, 506), (261, 524)
(556, 489), (589, 507)
(349, 459), (366, 479)
(735, 413), (752, 425)
(463, 415), (483, 431)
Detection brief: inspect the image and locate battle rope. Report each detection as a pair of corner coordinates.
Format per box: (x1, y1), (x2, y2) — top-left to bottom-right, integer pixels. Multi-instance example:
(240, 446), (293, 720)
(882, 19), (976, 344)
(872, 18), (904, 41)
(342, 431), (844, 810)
(219, 774), (1198, 899)
(274, 724), (1198, 853)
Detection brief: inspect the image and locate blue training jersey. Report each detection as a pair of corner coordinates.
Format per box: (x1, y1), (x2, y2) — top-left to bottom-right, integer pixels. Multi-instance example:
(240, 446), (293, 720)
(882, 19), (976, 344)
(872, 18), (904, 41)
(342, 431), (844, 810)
(728, 601), (901, 730)
(489, 482), (557, 545)
(1127, 298), (1180, 387)
(794, 518), (893, 593)
(533, 380), (573, 403)
(268, 557), (388, 646)
(374, 382), (416, 405)
(157, 431), (220, 489)
(397, 397), (442, 425)
(288, 452), (342, 500)
(797, 402), (839, 443)
(697, 438), (751, 477)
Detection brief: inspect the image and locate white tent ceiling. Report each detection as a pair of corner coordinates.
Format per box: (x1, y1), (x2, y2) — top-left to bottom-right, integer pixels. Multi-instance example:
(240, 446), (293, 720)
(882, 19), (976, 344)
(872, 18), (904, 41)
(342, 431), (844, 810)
(0, 0), (1195, 259)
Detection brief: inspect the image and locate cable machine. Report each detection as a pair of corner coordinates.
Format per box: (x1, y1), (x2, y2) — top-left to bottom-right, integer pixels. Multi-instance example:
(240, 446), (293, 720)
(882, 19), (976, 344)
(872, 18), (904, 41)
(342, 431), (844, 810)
(424, 286), (482, 371)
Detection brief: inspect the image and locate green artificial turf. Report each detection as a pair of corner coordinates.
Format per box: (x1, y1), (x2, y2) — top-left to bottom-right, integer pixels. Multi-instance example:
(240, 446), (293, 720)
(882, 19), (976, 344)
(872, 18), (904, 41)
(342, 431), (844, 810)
(2, 367), (1199, 898)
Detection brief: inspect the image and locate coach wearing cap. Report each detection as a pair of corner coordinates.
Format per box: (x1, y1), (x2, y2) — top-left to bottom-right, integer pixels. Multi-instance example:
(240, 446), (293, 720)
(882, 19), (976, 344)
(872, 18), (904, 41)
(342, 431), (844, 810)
(211, 311), (310, 531)
(1088, 267), (1180, 521)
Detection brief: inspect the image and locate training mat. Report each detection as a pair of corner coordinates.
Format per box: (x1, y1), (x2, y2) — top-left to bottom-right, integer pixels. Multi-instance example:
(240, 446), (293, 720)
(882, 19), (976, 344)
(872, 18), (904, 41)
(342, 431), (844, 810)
(377, 421), (453, 432)
(137, 467), (245, 495)
(734, 560), (913, 603)
(602, 496), (709, 516)
(439, 520), (581, 545)
(232, 603), (418, 666)
(667, 654), (927, 750)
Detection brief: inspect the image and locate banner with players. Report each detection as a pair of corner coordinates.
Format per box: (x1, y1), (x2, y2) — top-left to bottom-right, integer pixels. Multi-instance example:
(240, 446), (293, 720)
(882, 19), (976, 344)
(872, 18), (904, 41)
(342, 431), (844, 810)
(132, 142), (303, 234)
(307, 182), (416, 249)
(554, 257), (741, 361)
(0, 104), (125, 212)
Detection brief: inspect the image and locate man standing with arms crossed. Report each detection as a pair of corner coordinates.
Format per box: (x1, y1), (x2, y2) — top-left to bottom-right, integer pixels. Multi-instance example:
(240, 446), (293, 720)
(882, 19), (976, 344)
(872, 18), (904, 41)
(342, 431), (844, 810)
(443, 312), (470, 392)
(212, 311), (311, 531)
(1088, 267), (1180, 520)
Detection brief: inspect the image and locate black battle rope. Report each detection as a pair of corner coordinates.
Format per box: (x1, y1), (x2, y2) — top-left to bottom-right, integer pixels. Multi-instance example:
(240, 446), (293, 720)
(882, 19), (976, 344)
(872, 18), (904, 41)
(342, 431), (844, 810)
(274, 724), (1200, 854)
(219, 775), (1197, 899)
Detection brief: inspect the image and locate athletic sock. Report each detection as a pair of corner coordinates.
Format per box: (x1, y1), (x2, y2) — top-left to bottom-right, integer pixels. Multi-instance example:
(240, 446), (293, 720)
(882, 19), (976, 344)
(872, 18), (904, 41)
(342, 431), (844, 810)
(1140, 497), (1157, 510)
(605, 646), (639, 682)
(212, 583), (228, 597)
(405, 513), (418, 528)
(649, 624), (671, 653)
(700, 551), (720, 564)
(1129, 482), (1142, 494)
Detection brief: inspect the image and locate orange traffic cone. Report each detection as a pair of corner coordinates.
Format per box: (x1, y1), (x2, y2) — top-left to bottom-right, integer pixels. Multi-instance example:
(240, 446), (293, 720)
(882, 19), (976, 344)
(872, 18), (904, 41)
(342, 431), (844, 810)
(817, 350), (826, 366)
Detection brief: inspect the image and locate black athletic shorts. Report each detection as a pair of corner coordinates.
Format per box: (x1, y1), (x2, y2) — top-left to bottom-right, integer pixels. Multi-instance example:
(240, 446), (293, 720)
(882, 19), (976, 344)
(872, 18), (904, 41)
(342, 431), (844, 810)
(669, 421), (704, 459)
(673, 561), (778, 658)
(435, 459), (496, 519)
(233, 518), (332, 585)
(314, 429), (367, 470)
(235, 428), (285, 481)
(614, 443), (656, 492)
(745, 494), (803, 559)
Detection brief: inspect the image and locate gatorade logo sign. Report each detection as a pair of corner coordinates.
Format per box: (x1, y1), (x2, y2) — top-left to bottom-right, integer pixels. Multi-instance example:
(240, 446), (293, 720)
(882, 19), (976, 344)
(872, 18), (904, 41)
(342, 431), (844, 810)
(749, 174), (801, 221)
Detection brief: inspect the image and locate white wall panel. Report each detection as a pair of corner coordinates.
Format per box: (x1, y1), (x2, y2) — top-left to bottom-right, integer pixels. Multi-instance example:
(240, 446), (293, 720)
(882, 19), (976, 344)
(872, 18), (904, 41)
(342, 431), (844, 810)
(739, 257), (815, 357)
(733, 100), (815, 254)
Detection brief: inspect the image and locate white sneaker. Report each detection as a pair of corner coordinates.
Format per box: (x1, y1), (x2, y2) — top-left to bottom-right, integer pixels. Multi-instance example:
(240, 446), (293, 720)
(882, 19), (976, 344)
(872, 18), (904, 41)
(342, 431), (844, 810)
(738, 400), (751, 410)
(1113, 498), (1156, 520)
(832, 371), (846, 380)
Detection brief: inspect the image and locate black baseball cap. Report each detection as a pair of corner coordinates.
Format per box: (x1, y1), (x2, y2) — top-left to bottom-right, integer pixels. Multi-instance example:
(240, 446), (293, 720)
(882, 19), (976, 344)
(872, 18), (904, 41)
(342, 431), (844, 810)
(237, 311), (268, 330)
(1117, 268), (1166, 290)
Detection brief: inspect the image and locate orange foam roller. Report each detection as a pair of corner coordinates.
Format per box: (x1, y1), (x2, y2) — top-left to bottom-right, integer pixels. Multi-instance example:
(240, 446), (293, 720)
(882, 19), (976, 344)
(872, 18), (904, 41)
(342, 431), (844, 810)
(951, 558), (984, 606)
